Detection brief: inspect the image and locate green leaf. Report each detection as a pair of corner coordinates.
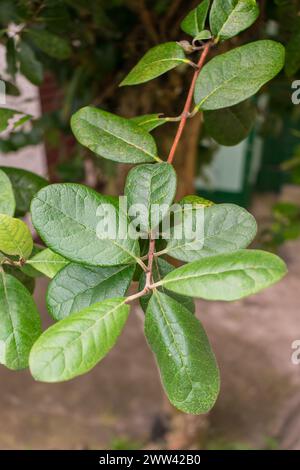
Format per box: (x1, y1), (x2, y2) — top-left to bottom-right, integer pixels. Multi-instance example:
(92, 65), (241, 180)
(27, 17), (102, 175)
(25, 29), (71, 60)
(71, 107), (158, 164)
(29, 298), (129, 382)
(0, 108), (15, 133)
(139, 258), (195, 314)
(47, 264), (135, 321)
(210, 0), (259, 41)
(20, 244), (44, 278)
(204, 100), (256, 146)
(179, 195), (214, 207)
(0, 167), (48, 216)
(3, 80), (20, 97)
(195, 30), (213, 41)
(145, 291), (220, 414)
(0, 271), (41, 370)
(31, 184), (140, 266)
(273, 202), (300, 221)
(159, 250), (287, 301)
(125, 163), (177, 232)
(6, 38), (17, 79)
(165, 204), (257, 262)
(0, 108), (24, 133)
(12, 114), (32, 130)
(26, 248), (69, 279)
(0, 169), (15, 216)
(130, 114), (167, 132)
(120, 42), (188, 86)
(3, 265), (36, 294)
(194, 40), (285, 111)
(285, 30), (300, 76)
(0, 214), (33, 259)
(181, 0), (210, 37)
(18, 41), (43, 86)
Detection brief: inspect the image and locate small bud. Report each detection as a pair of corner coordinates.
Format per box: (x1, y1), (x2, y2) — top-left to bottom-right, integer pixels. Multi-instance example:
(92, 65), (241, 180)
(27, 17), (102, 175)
(177, 41), (194, 54)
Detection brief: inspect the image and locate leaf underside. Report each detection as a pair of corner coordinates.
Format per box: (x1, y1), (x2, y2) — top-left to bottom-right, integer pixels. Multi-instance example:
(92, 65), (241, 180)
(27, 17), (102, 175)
(204, 100), (257, 146)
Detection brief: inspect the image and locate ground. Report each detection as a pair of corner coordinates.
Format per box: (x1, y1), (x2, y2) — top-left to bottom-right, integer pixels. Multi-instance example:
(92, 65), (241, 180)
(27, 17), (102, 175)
(0, 196), (299, 450)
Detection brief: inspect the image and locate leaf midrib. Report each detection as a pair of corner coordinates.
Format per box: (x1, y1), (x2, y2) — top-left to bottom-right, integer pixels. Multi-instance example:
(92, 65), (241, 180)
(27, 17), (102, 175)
(0, 271), (22, 368)
(166, 211), (252, 253)
(217, 2), (249, 38)
(142, 57), (187, 68)
(34, 300), (127, 377)
(198, 59), (275, 109)
(159, 264), (282, 287)
(78, 117), (156, 160)
(28, 259), (68, 265)
(35, 197), (138, 264)
(152, 292), (195, 400)
(54, 265), (131, 305)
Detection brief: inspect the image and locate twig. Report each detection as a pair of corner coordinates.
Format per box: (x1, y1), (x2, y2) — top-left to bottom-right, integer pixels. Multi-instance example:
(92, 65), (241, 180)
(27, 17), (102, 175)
(145, 237), (155, 286)
(125, 288), (148, 303)
(137, 258), (149, 272)
(0, 257), (26, 267)
(126, 235), (156, 304)
(167, 41), (211, 164)
(126, 41), (212, 305)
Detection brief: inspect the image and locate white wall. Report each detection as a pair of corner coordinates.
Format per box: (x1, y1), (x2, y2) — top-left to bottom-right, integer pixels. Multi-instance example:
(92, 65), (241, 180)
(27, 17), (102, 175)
(0, 45), (47, 177)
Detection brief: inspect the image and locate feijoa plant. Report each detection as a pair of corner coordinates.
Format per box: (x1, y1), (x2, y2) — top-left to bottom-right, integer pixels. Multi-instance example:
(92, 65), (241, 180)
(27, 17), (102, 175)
(0, 1), (288, 415)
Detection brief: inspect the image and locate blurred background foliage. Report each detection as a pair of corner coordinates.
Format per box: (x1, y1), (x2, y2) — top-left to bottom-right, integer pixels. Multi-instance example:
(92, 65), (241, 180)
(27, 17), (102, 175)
(0, 0), (300, 247)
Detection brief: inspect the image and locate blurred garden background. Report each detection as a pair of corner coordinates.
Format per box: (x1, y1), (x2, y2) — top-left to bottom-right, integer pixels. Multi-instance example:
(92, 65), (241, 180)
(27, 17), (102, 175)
(0, 0), (300, 450)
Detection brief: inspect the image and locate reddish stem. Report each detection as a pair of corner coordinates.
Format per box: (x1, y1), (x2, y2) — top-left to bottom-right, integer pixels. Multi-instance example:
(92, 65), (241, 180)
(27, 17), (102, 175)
(145, 237), (155, 288)
(167, 42), (211, 164)
(126, 44), (212, 305)
(125, 236), (156, 304)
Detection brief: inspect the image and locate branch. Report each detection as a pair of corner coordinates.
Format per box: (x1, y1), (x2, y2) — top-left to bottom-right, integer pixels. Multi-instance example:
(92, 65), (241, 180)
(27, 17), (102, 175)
(167, 41), (211, 164)
(0, 257), (26, 267)
(145, 237), (155, 287)
(125, 235), (156, 304)
(125, 41), (213, 305)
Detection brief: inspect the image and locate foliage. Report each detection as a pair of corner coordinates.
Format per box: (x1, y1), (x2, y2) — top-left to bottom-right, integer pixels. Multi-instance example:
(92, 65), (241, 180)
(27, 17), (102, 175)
(259, 137), (300, 251)
(0, 1), (288, 415)
(0, 0), (299, 177)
